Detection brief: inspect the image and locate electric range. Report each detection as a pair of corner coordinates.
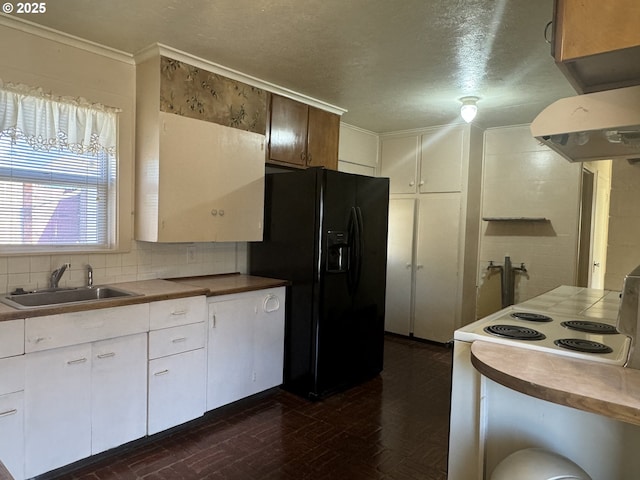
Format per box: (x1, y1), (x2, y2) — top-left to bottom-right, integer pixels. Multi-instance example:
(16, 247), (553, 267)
(455, 305), (631, 366)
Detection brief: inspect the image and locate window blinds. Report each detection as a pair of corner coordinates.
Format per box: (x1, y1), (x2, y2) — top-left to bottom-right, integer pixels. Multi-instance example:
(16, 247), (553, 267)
(0, 81), (118, 249)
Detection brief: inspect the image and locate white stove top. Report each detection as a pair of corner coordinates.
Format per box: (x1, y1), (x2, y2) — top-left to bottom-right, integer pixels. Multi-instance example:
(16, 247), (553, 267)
(456, 287), (630, 366)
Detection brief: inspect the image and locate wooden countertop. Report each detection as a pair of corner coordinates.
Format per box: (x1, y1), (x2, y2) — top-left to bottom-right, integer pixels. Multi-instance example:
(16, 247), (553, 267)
(471, 340), (640, 427)
(169, 273), (289, 296)
(0, 273), (287, 322)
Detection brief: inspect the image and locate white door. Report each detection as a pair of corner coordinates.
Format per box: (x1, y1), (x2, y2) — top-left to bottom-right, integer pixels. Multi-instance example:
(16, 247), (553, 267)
(207, 297), (255, 410)
(25, 343), (92, 478)
(253, 290), (285, 392)
(413, 194), (461, 342)
(384, 198), (416, 335)
(148, 348), (206, 435)
(590, 167), (611, 289)
(92, 333), (148, 454)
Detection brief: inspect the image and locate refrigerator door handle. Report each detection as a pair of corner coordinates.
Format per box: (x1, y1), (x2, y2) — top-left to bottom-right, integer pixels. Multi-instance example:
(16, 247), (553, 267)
(347, 206), (364, 294)
(355, 206), (364, 290)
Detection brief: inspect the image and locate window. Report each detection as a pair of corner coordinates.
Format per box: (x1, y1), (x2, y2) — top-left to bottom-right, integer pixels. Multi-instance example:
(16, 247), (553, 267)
(0, 82), (119, 252)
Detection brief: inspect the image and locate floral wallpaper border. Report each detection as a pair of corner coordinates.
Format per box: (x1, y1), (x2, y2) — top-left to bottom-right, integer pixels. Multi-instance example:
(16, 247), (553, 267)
(159, 56), (267, 135)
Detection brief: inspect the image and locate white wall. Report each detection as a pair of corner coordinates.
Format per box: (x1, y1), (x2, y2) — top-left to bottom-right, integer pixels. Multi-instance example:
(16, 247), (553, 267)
(478, 125), (582, 315)
(605, 160), (640, 290)
(0, 22), (246, 294)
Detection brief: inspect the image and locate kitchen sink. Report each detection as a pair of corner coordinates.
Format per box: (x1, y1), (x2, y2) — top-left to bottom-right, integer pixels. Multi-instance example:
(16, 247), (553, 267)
(1, 286), (141, 309)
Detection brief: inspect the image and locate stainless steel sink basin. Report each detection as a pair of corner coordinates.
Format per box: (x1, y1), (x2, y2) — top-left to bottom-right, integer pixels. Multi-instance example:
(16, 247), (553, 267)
(1, 286), (141, 309)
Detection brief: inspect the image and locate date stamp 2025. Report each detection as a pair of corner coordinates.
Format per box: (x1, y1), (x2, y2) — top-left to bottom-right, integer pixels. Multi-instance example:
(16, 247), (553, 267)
(2, 2), (47, 14)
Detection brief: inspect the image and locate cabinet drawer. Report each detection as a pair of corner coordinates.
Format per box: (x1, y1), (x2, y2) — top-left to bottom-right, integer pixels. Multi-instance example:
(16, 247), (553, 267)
(149, 322), (205, 359)
(0, 319), (24, 358)
(0, 356), (25, 395)
(149, 296), (206, 330)
(25, 303), (149, 353)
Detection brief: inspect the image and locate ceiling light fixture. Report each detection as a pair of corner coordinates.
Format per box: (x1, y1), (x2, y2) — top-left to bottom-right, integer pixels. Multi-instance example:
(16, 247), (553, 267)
(460, 96), (479, 123)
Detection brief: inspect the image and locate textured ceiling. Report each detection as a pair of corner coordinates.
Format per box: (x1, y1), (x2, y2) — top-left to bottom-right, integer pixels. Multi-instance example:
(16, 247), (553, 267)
(9, 0), (577, 133)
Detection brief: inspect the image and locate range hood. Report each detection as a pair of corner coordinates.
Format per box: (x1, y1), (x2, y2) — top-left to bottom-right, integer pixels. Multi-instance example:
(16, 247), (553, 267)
(531, 85), (640, 163)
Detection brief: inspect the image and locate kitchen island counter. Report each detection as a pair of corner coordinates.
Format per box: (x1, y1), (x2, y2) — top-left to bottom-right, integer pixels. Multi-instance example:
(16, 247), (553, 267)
(471, 339), (640, 427)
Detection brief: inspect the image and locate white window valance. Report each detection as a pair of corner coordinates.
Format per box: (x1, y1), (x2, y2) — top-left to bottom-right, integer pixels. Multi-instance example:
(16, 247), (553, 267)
(0, 80), (121, 156)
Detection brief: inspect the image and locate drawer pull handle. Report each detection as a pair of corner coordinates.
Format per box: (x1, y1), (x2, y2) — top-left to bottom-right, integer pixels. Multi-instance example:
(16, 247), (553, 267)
(0, 409), (17, 418)
(171, 309), (187, 316)
(172, 337), (187, 343)
(97, 352), (116, 359)
(67, 357), (88, 365)
(154, 369), (169, 376)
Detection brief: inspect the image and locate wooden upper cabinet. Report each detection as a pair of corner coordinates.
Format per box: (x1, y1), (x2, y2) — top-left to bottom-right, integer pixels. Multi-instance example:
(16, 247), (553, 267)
(553, 0), (640, 93)
(307, 106), (339, 170)
(268, 94), (340, 170)
(269, 95), (308, 167)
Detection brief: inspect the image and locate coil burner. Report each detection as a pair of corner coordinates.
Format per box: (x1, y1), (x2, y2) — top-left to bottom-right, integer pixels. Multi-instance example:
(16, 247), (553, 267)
(484, 324), (546, 341)
(510, 312), (553, 323)
(561, 320), (619, 335)
(554, 338), (613, 354)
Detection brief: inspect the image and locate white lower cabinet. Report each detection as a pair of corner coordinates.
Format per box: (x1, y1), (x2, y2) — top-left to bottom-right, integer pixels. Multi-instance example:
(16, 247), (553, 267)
(91, 333), (148, 454)
(4, 289), (284, 479)
(23, 303), (150, 479)
(207, 288), (285, 411)
(25, 343), (92, 478)
(0, 355), (25, 480)
(148, 347), (206, 435)
(147, 296), (207, 435)
(24, 333), (149, 478)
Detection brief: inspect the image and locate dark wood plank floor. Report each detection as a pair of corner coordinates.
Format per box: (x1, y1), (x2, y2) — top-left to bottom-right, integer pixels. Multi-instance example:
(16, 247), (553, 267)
(47, 335), (453, 480)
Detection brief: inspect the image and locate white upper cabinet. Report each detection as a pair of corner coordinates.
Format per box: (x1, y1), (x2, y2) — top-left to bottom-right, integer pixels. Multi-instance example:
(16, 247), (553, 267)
(380, 125), (465, 194)
(419, 127), (464, 193)
(380, 135), (420, 194)
(135, 52), (267, 242)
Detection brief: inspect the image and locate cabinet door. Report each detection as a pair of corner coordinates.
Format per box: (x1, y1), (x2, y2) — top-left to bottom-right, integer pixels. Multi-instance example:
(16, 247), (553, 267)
(420, 127), (464, 193)
(380, 135), (419, 194)
(307, 107), (340, 170)
(207, 298), (255, 410)
(0, 319), (24, 358)
(253, 290), (285, 392)
(269, 94), (308, 166)
(413, 194), (461, 343)
(25, 343), (92, 478)
(384, 199), (416, 335)
(0, 391), (24, 480)
(554, 0), (640, 61)
(148, 348), (206, 435)
(158, 112), (265, 242)
(92, 333), (147, 454)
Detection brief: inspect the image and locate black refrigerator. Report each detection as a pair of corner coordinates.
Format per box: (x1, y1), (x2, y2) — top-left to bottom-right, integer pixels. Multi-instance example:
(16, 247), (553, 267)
(249, 167), (389, 399)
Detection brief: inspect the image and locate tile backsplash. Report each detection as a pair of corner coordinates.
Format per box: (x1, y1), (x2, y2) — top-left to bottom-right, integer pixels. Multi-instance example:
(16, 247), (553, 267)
(0, 241), (247, 293)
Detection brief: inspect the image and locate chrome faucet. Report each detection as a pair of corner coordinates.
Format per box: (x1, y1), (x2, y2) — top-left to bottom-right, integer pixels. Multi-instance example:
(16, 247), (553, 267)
(86, 264), (93, 287)
(50, 263), (70, 289)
